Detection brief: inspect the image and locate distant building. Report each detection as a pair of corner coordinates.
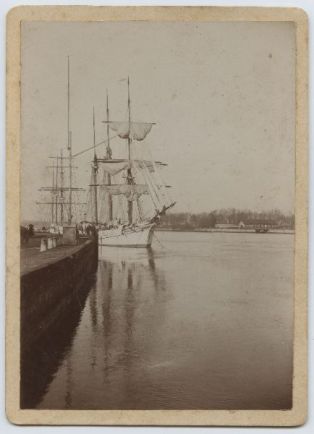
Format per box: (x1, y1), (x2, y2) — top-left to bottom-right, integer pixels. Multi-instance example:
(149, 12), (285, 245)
(215, 223), (238, 229)
(243, 219), (274, 229)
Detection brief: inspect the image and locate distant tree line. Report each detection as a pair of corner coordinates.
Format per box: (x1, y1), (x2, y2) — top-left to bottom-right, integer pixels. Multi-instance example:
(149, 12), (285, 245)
(159, 208), (295, 230)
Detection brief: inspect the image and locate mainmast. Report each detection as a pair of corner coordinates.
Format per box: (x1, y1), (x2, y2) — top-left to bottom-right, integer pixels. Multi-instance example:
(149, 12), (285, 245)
(92, 106), (98, 225)
(106, 91), (112, 160)
(67, 56), (73, 224)
(99, 78), (164, 226)
(106, 91), (113, 222)
(127, 77), (131, 161)
(127, 77), (133, 225)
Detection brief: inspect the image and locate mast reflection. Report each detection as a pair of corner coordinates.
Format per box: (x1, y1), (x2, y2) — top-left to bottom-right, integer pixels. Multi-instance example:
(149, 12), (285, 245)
(97, 246), (167, 408)
(25, 246), (168, 409)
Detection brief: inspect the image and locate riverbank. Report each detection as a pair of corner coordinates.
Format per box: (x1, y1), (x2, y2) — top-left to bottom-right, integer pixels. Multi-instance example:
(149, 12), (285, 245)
(156, 228), (294, 235)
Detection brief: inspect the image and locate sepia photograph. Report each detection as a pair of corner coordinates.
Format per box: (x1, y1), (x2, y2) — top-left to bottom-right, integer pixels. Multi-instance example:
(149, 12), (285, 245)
(5, 6), (308, 427)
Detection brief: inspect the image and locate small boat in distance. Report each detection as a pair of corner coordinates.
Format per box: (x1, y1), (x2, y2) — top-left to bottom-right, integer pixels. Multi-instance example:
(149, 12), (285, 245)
(255, 224), (269, 233)
(90, 78), (175, 247)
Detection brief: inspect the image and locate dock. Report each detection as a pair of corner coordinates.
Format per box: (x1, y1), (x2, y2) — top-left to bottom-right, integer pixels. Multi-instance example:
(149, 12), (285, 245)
(20, 236), (98, 351)
(21, 238), (92, 276)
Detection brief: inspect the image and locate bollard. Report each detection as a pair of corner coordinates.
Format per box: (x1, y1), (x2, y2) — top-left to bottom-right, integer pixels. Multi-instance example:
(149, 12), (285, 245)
(47, 237), (53, 249)
(40, 238), (47, 252)
(52, 237), (57, 248)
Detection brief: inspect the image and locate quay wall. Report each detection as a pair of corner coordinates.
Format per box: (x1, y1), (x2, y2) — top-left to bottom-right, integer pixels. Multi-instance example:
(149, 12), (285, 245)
(21, 240), (98, 351)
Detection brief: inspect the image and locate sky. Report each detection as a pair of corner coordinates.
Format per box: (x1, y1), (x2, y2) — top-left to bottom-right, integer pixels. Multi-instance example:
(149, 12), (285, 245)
(21, 21), (295, 221)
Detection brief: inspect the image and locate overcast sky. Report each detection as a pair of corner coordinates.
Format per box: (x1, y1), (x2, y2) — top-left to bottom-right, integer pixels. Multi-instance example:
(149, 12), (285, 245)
(21, 21), (295, 221)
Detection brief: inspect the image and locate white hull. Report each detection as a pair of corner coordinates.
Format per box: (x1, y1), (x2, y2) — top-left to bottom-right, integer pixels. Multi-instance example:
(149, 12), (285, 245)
(98, 224), (155, 247)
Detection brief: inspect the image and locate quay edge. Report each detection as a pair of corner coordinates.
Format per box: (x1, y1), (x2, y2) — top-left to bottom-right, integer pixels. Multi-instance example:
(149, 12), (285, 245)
(20, 239), (98, 351)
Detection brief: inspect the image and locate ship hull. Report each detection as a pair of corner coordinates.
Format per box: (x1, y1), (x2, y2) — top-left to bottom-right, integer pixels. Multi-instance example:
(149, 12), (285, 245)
(98, 224), (155, 247)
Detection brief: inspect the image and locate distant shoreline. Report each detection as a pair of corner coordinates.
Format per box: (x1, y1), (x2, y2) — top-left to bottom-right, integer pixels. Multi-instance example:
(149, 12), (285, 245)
(156, 228), (294, 235)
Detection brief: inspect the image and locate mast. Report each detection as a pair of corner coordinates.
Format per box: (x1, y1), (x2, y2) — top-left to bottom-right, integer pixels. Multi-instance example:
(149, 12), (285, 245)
(127, 77), (131, 161)
(92, 106), (98, 225)
(51, 164), (55, 223)
(60, 149), (64, 224)
(55, 156), (59, 224)
(106, 91), (113, 222)
(67, 56), (73, 224)
(39, 155), (85, 221)
(106, 91), (112, 159)
(37, 58), (88, 224)
(127, 77), (133, 225)
(99, 79), (166, 226)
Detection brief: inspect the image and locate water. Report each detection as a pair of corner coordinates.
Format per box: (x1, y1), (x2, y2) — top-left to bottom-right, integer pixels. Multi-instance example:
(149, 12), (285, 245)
(22, 231), (294, 410)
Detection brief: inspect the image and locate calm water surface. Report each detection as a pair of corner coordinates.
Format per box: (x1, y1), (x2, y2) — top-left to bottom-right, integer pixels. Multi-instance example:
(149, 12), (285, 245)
(25, 232), (294, 409)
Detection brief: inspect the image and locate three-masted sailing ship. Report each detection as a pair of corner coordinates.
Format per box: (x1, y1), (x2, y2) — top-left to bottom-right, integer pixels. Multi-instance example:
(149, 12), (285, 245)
(89, 78), (175, 247)
(37, 57), (85, 233)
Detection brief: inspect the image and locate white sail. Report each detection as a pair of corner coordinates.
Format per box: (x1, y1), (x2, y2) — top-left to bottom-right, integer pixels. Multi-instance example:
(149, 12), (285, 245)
(100, 159), (165, 175)
(101, 184), (149, 201)
(103, 121), (155, 141)
(90, 78), (175, 247)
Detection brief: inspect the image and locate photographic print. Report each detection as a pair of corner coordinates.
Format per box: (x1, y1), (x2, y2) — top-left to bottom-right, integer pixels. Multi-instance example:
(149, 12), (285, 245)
(6, 6), (308, 426)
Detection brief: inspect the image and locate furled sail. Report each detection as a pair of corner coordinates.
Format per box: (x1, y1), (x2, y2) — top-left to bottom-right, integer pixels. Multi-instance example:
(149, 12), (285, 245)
(100, 160), (130, 176)
(100, 159), (165, 175)
(101, 184), (149, 201)
(103, 121), (155, 141)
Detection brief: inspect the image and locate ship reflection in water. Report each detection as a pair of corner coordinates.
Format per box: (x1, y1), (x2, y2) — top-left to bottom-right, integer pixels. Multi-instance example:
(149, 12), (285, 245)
(21, 232), (294, 410)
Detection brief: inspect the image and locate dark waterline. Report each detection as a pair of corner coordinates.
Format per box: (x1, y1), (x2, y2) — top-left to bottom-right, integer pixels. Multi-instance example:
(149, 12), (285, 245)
(21, 232), (294, 410)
